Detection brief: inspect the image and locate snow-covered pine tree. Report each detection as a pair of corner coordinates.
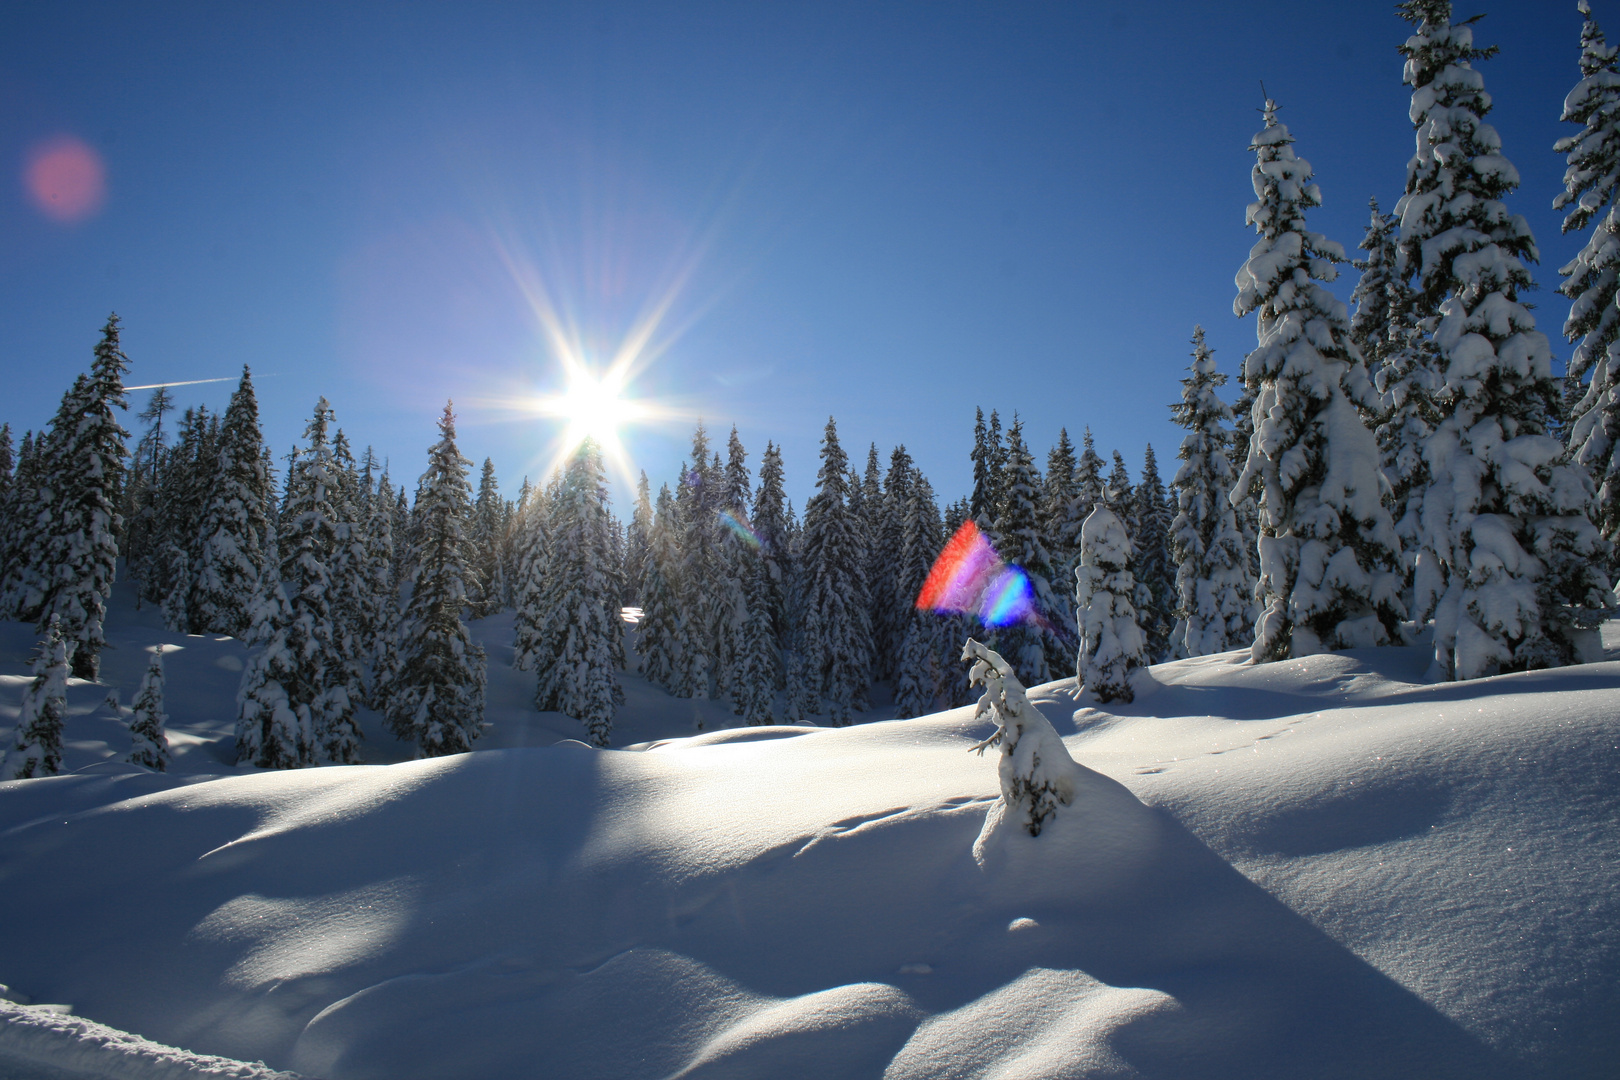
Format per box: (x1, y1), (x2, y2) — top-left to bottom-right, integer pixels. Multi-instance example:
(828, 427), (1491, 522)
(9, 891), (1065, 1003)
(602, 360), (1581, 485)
(470, 457), (503, 616)
(358, 471), (401, 712)
(674, 426), (720, 698)
(969, 408), (1006, 531)
(867, 445), (914, 683)
(734, 553), (779, 725)
(714, 427), (755, 709)
(1558, 0), (1620, 586)
(386, 403), (488, 756)
(3, 615), (70, 779)
(1169, 327), (1251, 657)
(798, 417), (872, 724)
(127, 646), (171, 771)
(1039, 428), (1082, 579)
(530, 438), (623, 746)
(753, 441), (792, 666)
(1106, 452), (1131, 511)
(1075, 503), (1148, 703)
(1133, 444), (1176, 662)
(624, 471), (654, 606)
(188, 367), (270, 639)
(1399, 1), (1612, 677)
(1231, 98), (1404, 662)
(1075, 428), (1105, 512)
(894, 470), (953, 718)
(235, 535), (313, 769)
(991, 417), (1058, 687)
(636, 482), (687, 691)
(963, 638), (1081, 838)
(276, 398), (362, 763)
(1349, 200), (1405, 389)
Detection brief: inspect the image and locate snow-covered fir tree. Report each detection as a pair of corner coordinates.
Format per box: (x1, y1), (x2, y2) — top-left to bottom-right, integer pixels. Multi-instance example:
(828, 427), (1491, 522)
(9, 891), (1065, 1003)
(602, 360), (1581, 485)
(3, 615), (70, 779)
(714, 427), (754, 709)
(357, 471), (401, 712)
(1400, 0), (1612, 677)
(235, 536), (313, 769)
(529, 438), (623, 746)
(274, 398), (361, 763)
(389, 402), (489, 756)
(1169, 327), (1251, 657)
(188, 367), (270, 639)
(624, 472), (654, 606)
(969, 408), (1006, 530)
(1232, 98), (1403, 662)
(963, 638), (1081, 839)
(752, 441), (793, 666)
(470, 457), (503, 616)
(1074, 503), (1148, 704)
(636, 483), (687, 692)
(510, 479), (554, 679)
(127, 646), (171, 771)
(868, 445), (914, 683)
(991, 417), (1058, 686)
(35, 316), (131, 678)
(1132, 444), (1175, 662)
(1039, 428), (1083, 581)
(1349, 199), (1405, 388)
(1558, 0), (1620, 585)
(675, 425), (720, 698)
(894, 470), (953, 718)
(797, 417), (872, 724)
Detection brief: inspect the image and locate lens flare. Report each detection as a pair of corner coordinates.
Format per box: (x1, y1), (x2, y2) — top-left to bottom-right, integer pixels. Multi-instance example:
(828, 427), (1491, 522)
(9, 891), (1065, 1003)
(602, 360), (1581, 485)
(24, 135), (107, 223)
(717, 510), (762, 548)
(916, 521), (1045, 630)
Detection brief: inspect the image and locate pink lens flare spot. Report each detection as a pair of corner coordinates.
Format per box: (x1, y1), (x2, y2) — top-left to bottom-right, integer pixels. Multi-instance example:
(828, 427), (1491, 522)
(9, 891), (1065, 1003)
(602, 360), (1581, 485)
(23, 135), (107, 223)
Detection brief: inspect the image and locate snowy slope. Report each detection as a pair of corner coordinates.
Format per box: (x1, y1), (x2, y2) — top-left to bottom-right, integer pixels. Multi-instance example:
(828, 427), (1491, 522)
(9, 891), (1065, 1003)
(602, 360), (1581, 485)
(1, 584), (1617, 1079)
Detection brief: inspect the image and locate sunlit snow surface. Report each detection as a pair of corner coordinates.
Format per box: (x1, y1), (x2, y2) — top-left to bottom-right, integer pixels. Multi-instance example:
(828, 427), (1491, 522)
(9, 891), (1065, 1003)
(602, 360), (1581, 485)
(0, 582), (1617, 1079)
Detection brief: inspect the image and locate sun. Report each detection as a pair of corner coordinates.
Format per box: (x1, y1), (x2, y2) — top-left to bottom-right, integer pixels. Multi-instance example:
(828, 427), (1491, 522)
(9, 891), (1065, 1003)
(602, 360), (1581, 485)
(555, 369), (642, 446)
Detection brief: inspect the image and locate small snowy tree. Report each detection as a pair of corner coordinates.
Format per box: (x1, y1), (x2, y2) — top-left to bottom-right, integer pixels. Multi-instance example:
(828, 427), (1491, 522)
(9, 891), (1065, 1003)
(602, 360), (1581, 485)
(1170, 327), (1251, 656)
(1074, 504), (1148, 703)
(1232, 99), (1403, 662)
(963, 638), (1081, 839)
(127, 647), (171, 772)
(1558, 0), (1620, 585)
(4, 616), (70, 779)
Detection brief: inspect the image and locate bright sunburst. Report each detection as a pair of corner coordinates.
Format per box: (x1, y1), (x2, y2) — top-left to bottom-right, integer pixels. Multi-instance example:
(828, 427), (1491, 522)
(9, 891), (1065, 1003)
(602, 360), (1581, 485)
(539, 367), (650, 455)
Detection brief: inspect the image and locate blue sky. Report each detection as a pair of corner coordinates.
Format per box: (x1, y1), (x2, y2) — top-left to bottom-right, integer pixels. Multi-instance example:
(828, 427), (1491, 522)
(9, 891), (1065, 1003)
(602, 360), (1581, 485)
(0, 0), (1591, 514)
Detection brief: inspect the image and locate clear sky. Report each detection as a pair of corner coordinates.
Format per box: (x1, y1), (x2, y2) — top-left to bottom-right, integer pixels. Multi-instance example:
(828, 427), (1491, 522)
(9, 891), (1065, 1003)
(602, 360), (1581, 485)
(0, 0), (1590, 515)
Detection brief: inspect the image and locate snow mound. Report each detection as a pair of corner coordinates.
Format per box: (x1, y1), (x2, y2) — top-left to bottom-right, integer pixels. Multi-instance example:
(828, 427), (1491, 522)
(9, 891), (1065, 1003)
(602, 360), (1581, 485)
(1, 640), (1617, 1078)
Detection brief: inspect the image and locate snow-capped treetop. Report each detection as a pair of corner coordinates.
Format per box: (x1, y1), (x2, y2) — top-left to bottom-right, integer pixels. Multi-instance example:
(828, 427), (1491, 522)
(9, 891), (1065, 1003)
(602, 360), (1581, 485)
(1396, 0), (1537, 315)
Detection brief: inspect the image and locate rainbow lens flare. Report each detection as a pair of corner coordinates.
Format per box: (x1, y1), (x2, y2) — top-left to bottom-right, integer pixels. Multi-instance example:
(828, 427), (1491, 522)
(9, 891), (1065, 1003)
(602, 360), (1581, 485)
(916, 521), (1038, 629)
(717, 510), (762, 548)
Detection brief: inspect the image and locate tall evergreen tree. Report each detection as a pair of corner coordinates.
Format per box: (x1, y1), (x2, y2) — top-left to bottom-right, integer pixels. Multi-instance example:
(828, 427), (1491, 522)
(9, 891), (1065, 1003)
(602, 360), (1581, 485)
(993, 417), (1060, 686)
(798, 417), (871, 724)
(389, 403), (488, 756)
(39, 315), (131, 679)
(1169, 327), (1251, 657)
(530, 439), (623, 745)
(275, 398), (361, 762)
(1132, 444), (1176, 662)
(674, 425), (720, 698)
(235, 525), (312, 769)
(624, 472), (654, 606)
(189, 367), (270, 638)
(1399, 0), (1612, 677)
(470, 458), (503, 616)
(1232, 99), (1403, 662)
(969, 408), (1005, 530)
(753, 441), (792, 665)
(1040, 428), (1083, 578)
(1558, 0), (1620, 585)
(893, 470), (952, 718)
(869, 445), (914, 681)
(636, 483), (687, 692)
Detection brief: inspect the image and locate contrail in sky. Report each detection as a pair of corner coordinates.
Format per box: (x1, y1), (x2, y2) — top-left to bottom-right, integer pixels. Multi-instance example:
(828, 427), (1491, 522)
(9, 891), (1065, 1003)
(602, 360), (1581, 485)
(125, 376), (240, 391)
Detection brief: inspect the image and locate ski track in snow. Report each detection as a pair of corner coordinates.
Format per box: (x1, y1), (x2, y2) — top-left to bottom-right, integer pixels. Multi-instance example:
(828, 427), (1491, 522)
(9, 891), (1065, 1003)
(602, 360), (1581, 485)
(0, 575), (1617, 1079)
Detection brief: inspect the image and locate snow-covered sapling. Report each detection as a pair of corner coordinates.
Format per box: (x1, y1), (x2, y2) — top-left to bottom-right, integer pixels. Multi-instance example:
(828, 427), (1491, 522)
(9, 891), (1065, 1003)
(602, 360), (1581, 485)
(964, 638), (1082, 838)
(1075, 503), (1148, 703)
(127, 646), (172, 771)
(4, 615), (70, 780)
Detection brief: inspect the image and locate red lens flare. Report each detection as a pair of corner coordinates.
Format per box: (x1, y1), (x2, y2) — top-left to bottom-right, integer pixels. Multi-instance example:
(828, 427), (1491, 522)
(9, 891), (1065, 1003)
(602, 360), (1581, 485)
(23, 135), (107, 223)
